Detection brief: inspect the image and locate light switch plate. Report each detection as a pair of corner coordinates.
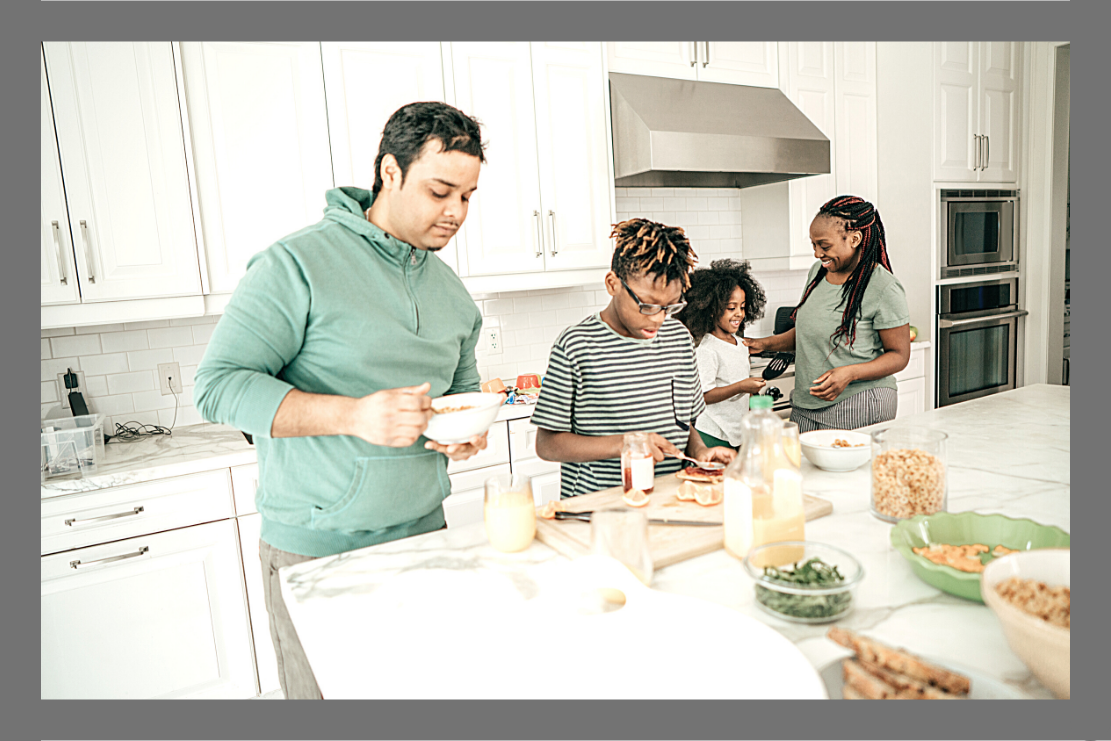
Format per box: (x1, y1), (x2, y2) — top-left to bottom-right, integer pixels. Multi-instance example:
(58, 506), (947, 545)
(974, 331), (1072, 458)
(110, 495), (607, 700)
(158, 362), (183, 396)
(56, 371), (87, 410)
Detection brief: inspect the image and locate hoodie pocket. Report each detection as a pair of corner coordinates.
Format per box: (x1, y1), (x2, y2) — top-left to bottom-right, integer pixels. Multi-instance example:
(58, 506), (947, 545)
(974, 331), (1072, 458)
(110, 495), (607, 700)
(310, 451), (449, 532)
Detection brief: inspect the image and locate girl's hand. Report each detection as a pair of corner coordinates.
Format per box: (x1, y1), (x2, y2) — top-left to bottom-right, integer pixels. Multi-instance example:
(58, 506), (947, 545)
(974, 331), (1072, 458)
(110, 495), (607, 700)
(740, 377), (766, 395)
(698, 446), (737, 465)
(809, 366), (857, 401)
(740, 336), (768, 355)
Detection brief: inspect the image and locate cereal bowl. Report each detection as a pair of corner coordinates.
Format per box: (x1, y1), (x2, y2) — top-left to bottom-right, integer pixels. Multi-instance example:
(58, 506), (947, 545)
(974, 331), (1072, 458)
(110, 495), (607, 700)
(423, 392), (505, 445)
(798, 430), (872, 472)
(981, 548), (1071, 698)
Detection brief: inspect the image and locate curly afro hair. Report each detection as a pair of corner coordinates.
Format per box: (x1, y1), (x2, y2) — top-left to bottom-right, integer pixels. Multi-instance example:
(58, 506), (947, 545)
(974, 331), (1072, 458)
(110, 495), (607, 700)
(675, 258), (766, 347)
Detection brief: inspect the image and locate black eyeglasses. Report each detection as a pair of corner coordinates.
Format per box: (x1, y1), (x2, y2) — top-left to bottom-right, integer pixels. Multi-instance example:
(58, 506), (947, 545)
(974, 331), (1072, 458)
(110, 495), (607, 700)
(621, 280), (687, 317)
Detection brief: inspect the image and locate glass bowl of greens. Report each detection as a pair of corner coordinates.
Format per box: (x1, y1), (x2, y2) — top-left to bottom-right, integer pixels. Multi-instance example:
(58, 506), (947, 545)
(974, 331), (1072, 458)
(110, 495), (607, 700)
(742, 541), (865, 624)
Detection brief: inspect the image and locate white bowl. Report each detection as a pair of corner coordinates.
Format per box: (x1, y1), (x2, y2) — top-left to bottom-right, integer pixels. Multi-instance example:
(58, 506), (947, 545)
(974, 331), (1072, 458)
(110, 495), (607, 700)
(798, 429), (872, 472)
(981, 548), (1071, 698)
(423, 392), (506, 444)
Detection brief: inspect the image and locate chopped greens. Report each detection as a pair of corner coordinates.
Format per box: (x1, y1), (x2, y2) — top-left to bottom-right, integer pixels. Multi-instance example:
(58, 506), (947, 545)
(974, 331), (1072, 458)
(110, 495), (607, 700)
(755, 556), (853, 621)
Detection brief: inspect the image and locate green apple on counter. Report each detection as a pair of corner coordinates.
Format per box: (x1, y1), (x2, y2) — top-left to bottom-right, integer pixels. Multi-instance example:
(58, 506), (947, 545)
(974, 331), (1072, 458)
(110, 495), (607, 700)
(909, 325), (918, 342)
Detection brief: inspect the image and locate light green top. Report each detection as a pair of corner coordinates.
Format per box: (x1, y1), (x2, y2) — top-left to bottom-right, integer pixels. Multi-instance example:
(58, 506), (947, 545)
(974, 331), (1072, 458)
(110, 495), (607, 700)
(791, 261), (910, 411)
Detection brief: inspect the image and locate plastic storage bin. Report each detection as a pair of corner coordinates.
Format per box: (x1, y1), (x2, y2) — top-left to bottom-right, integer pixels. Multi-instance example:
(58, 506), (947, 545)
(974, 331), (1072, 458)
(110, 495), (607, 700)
(41, 414), (105, 481)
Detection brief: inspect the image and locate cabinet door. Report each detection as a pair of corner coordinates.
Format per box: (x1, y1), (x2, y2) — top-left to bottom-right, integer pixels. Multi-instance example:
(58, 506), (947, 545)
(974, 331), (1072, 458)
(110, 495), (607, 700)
(236, 512), (280, 696)
(180, 42), (335, 296)
(450, 43), (545, 277)
(978, 42), (1021, 183)
(43, 42), (202, 301)
(933, 42), (978, 182)
(41, 50), (80, 306)
(531, 42), (614, 271)
(699, 42), (779, 87)
(895, 375), (926, 419)
(606, 42), (697, 80)
(41, 519), (255, 699)
(321, 42), (460, 275)
(784, 43), (837, 258)
(834, 42), (878, 203)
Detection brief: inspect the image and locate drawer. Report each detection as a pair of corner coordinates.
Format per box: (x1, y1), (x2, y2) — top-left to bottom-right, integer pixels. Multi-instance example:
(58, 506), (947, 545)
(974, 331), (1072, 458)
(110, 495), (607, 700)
(508, 417), (541, 464)
(41, 469), (234, 556)
(445, 420), (510, 475)
(230, 463), (260, 516)
(894, 346), (926, 383)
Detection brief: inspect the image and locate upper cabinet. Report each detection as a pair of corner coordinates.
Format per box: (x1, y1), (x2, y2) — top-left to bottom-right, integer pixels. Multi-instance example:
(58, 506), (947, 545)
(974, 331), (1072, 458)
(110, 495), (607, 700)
(42, 43), (202, 304)
(606, 42), (779, 88)
(41, 50), (80, 307)
(933, 42), (1022, 183)
(180, 42), (335, 307)
(449, 42), (614, 285)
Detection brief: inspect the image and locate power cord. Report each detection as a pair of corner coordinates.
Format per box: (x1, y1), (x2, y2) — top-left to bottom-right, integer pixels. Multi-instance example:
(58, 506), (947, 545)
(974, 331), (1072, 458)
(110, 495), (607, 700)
(105, 378), (179, 444)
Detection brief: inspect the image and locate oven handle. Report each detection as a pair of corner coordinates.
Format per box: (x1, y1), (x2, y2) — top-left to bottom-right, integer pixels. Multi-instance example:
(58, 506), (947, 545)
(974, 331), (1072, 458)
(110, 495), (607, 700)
(938, 309), (1027, 328)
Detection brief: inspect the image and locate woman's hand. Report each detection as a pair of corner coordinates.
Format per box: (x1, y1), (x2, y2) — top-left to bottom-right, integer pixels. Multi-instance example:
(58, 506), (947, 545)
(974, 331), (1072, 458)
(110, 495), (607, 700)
(698, 446), (737, 466)
(809, 366), (857, 401)
(740, 336), (770, 355)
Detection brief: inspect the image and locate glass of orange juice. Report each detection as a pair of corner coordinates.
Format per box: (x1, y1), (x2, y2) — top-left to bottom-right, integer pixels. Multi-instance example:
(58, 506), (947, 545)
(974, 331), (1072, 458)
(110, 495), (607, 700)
(590, 508), (654, 587)
(781, 421), (802, 467)
(483, 474), (536, 553)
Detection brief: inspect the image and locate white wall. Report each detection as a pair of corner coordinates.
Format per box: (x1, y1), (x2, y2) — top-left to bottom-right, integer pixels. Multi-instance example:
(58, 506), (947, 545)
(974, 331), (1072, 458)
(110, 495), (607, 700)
(41, 186), (812, 430)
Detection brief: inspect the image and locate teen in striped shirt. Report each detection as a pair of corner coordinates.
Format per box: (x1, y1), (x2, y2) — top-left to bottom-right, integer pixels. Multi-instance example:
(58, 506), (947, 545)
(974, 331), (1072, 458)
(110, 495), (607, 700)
(531, 219), (737, 499)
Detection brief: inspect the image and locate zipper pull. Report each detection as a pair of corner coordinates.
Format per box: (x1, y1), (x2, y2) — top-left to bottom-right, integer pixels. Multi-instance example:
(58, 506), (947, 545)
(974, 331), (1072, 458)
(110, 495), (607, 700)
(410, 247), (417, 266)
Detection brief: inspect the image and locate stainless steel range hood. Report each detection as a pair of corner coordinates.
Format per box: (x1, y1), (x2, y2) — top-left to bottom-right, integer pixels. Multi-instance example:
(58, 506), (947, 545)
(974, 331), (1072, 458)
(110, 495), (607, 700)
(609, 72), (830, 189)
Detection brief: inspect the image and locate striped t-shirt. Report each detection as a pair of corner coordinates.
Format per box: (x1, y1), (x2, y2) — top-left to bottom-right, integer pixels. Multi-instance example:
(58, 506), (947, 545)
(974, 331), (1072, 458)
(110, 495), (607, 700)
(530, 313), (706, 498)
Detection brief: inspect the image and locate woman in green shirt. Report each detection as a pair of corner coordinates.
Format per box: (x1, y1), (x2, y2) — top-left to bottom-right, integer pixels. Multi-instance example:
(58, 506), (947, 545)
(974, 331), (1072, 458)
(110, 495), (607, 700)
(743, 196), (911, 432)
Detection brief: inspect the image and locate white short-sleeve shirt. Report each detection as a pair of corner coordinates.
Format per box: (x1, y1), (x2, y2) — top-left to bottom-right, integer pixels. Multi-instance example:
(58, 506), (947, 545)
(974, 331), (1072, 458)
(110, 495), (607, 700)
(693, 333), (753, 447)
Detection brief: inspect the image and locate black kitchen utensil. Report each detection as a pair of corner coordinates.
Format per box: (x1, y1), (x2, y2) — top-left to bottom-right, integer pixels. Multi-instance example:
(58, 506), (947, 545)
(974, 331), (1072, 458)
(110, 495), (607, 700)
(761, 352), (793, 381)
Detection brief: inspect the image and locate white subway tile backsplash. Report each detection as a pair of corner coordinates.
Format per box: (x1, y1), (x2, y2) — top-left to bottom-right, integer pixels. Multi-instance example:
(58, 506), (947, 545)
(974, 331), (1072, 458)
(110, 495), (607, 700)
(78, 352), (129, 377)
(169, 316), (212, 327)
(91, 393), (135, 417)
(528, 311), (554, 329)
(498, 311), (531, 332)
(124, 320), (170, 331)
(107, 370), (157, 395)
(650, 188), (674, 198)
(567, 291), (591, 308)
(191, 324), (216, 345)
(41, 327), (76, 338)
(126, 348), (175, 372)
(41, 339), (51, 360)
(482, 298), (515, 316)
(148, 326), (194, 349)
(540, 293), (570, 311)
(84, 375), (109, 397)
(160, 404), (203, 429)
(50, 333), (101, 358)
(101, 330), (150, 354)
(697, 211), (720, 225)
(512, 296), (544, 314)
(172, 344), (208, 366)
(41, 381), (58, 404)
(75, 323), (124, 335)
(132, 389), (177, 412)
(180, 365), (198, 387)
(685, 196), (708, 211)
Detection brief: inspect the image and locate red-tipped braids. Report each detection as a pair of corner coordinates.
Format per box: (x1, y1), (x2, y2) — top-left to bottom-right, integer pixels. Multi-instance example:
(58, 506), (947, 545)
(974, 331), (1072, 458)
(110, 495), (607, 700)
(791, 195), (892, 348)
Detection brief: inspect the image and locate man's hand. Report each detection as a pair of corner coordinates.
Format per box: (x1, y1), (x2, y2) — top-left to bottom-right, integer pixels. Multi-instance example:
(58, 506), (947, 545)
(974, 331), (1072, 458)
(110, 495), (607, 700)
(348, 381), (433, 447)
(425, 431), (489, 461)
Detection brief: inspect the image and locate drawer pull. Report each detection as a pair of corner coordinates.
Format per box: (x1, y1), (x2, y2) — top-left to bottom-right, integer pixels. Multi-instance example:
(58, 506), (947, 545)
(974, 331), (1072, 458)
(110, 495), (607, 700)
(65, 506), (144, 527)
(70, 546), (149, 570)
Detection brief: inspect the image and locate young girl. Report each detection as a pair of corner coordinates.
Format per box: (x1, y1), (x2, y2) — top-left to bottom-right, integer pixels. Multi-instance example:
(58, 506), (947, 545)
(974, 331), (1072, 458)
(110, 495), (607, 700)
(676, 258), (768, 449)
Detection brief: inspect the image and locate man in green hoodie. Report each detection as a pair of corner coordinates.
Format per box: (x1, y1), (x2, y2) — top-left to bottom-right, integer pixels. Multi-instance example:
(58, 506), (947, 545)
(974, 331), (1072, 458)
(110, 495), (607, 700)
(193, 102), (488, 698)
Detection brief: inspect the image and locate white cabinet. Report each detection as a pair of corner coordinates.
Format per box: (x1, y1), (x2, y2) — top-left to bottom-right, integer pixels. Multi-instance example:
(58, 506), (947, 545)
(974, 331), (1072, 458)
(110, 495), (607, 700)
(933, 42), (1021, 183)
(508, 417), (561, 506)
(321, 42), (461, 275)
(41, 42), (202, 303)
(41, 518), (256, 699)
(894, 343), (930, 418)
(449, 42), (614, 284)
(607, 42), (779, 88)
(41, 50), (80, 306)
(235, 512), (281, 696)
(444, 462), (511, 529)
(180, 42), (335, 306)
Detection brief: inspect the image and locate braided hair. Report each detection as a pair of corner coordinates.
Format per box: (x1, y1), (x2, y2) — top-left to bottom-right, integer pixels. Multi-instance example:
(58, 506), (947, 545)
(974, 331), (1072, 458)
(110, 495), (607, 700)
(610, 218), (698, 291)
(676, 258), (767, 347)
(792, 195), (892, 348)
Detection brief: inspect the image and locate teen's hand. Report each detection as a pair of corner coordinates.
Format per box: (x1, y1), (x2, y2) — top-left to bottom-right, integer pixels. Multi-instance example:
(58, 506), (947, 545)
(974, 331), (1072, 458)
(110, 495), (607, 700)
(741, 336), (769, 355)
(646, 432), (682, 462)
(426, 431), (489, 461)
(809, 366), (856, 401)
(697, 446), (737, 466)
(740, 377), (767, 395)
(349, 381), (433, 447)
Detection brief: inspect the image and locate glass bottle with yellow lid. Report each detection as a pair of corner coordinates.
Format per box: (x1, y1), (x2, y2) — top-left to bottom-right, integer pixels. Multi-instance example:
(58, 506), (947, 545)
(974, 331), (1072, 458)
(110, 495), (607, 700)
(723, 395), (805, 567)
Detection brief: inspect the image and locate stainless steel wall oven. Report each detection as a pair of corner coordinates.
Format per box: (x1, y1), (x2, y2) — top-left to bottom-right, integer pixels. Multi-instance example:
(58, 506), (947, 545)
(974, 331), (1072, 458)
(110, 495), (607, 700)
(936, 276), (1027, 407)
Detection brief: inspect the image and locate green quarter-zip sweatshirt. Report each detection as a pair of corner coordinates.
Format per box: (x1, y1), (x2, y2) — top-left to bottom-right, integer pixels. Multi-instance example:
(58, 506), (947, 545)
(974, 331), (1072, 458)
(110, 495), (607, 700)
(193, 187), (483, 557)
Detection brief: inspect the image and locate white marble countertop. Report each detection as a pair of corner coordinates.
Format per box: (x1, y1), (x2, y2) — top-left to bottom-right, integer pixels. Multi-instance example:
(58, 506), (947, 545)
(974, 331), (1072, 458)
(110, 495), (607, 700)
(280, 383), (1068, 699)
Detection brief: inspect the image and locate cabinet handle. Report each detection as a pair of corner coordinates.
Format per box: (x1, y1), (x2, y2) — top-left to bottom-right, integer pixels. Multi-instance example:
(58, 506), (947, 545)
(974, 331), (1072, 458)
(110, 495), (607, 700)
(70, 545), (149, 570)
(984, 135), (990, 169)
(533, 210), (543, 258)
(972, 135), (980, 170)
(690, 42), (698, 67)
(51, 221), (68, 285)
(79, 220), (96, 283)
(548, 210), (558, 256)
(65, 506), (144, 527)
(702, 42), (711, 68)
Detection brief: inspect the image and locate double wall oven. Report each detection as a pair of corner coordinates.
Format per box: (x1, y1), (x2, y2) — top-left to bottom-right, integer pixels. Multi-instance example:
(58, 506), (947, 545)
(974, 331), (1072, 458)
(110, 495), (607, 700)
(936, 276), (1027, 407)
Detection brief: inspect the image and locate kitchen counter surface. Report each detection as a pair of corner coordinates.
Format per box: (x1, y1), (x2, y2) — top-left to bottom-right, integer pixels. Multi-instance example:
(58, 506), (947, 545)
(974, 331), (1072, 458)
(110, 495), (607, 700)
(40, 401), (538, 499)
(280, 383), (1068, 699)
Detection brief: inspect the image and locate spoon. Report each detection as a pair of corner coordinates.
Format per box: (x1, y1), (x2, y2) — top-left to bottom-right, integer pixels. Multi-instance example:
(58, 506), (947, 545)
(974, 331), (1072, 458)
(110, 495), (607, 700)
(669, 453), (726, 471)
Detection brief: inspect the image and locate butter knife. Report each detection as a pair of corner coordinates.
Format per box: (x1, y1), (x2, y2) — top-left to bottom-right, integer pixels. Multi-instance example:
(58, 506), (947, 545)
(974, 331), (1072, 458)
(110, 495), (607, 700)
(553, 510), (722, 527)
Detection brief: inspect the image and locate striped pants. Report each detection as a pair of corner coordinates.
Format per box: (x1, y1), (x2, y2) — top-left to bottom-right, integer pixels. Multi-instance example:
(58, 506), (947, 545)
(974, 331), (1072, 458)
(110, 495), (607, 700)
(789, 387), (898, 433)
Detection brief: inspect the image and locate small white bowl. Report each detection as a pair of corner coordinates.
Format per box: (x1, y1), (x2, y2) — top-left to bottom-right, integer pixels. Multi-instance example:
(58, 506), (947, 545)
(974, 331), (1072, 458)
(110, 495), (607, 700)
(423, 392), (506, 445)
(981, 548), (1071, 698)
(798, 429), (872, 472)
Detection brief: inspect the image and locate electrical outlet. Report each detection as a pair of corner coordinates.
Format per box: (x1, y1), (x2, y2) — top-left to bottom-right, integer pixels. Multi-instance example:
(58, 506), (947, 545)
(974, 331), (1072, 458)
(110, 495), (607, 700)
(55, 370), (87, 410)
(158, 362), (183, 396)
(486, 327), (502, 354)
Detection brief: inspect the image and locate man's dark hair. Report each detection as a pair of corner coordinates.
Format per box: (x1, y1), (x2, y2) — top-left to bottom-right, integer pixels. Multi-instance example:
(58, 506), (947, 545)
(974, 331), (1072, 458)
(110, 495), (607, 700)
(676, 258), (766, 347)
(610, 218), (698, 290)
(372, 102), (486, 195)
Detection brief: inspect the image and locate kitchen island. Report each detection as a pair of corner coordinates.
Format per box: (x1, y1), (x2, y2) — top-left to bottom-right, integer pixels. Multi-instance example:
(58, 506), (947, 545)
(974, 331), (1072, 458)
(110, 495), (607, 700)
(279, 384), (1069, 699)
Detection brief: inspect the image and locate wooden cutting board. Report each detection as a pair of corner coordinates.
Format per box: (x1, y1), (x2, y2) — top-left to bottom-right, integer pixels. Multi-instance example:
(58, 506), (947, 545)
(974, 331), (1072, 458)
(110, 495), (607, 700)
(534, 471), (833, 570)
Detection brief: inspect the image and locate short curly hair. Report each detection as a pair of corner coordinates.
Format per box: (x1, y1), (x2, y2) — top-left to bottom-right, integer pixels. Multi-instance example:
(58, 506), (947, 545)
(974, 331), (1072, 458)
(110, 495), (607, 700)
(610, 218), (698, 290)
(675, 258), (766, 347)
